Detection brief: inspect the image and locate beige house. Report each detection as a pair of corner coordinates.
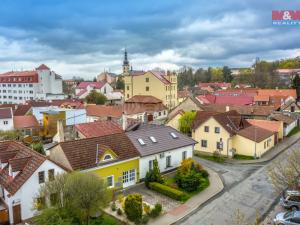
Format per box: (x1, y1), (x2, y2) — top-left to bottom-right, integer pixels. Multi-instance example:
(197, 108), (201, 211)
(192, 110), (275, 158)
(166, 110), (185, 131)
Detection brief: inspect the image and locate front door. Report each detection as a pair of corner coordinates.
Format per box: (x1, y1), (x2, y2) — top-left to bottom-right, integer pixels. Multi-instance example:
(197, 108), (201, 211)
(12, 204), (21, 225)
(122, 169), (136, 188)
(147, 114), (153, 122)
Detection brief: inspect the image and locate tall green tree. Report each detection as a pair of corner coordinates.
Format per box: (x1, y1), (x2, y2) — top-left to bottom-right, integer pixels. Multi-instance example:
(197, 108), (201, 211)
(34, 172), (112, 225)
(292, 74), (300, 100)
(85, 90), (107, 105)
(222, 66), (233, 83)
(179, 111), (197, 135)
(116, 76), (125, 90)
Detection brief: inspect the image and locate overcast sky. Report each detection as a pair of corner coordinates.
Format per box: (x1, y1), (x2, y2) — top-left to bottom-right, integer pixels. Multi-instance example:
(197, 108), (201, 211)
(0, 0), (299, 79)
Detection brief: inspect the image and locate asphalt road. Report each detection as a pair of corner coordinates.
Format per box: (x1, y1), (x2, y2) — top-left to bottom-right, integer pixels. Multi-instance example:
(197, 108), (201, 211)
(178, 141), (300, 225)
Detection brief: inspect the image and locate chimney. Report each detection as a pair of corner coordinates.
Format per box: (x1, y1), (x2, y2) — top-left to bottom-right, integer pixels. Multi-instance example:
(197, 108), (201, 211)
(122, 113), (127, 130)
(53, 120), (65, 142)
(226, 105), (230, 112)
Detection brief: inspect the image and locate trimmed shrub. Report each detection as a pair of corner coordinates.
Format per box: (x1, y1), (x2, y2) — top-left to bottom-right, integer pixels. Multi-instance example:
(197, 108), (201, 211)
(175, 170), (202, 192)
(141, 215), (150, 224)
(124, 194), (143, 222)
(111, 201), (116, 211)
(149, 182), (186, 201)
(149, 203), (162, 218)
(145, 159), (164, 188)
(143, 203), (151, 215)
(200, 169), (209, 178)
(117, 208), (123, 216)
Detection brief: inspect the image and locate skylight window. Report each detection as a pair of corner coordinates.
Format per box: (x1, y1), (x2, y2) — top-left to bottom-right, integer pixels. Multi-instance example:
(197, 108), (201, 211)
(170, 132), (178, 139)
(138, 138), (146, 146)
(149, 136), (157, 143)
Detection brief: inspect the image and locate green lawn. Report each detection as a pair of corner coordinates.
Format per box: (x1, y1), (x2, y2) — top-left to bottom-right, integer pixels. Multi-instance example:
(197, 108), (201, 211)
(194, 152), (225, 163)
(164, 175), (210, 202)
(287, 126), (300, 137)
(233, 154), (255, 160)
(90, 213), (123, 225)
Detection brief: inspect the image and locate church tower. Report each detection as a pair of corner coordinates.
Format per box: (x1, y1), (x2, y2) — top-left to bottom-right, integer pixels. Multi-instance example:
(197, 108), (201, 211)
(123, 49), (130, 75)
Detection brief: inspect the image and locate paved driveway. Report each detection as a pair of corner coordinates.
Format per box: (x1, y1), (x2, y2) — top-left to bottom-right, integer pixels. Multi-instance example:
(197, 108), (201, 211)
(123, 182), (180, 212)
(178, 141), (300, 225)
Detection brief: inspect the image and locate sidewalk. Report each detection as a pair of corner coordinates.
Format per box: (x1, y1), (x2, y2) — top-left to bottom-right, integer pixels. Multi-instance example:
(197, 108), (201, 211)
(226, 132), (300, 165)
(149, 167), (224, 225)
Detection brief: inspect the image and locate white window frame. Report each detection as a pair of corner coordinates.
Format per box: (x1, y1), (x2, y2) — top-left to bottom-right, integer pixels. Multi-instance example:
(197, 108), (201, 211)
(103, 154), (113, 161)
(107, 175), (114, 188)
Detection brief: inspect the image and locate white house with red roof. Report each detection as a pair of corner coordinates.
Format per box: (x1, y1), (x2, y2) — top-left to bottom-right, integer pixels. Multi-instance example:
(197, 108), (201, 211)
(0, 141), (66, 224)
(0, 64), (64, 104)
(0, 108), (14, 131)
(75, 81), (113, 99)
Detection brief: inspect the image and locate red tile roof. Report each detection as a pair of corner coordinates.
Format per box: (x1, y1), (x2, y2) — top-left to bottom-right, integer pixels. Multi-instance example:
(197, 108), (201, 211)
(237, 125), (274, 142)
(0, 108), (13, 119)
(36, 64), (50, 70)
(13, 115), (40, 129)
(55, 133), (140, 170)
(126, 95), (162, 104)
(124, 95), (167, 114)
(254, 95), (269, 102)
(199, 82), (231, 89)
(86, 105), (123, 118)
(77, 81), (106, 89)
(75, 121), (123, 138)
(214, 88), (259, 97)
(196, 95), (254, 106)
(0, 141), (46, 195)
(0, 71), (39, 83)
(257, 89), (297, 99)
(246, 119), (282, 133)
(13, 105), (32, 116)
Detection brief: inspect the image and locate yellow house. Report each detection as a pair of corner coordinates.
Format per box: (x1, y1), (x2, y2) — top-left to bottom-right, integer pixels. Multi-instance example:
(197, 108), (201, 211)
(166, 110), (185, 131)
(122, 50), (177, 109)
(48, 133), (140, 189)
(42, 110), (66, 137)
(192, 110), (275, 158)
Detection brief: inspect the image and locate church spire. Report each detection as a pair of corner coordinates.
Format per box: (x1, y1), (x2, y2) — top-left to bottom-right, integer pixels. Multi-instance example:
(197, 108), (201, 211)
(122, 48), (130, 75)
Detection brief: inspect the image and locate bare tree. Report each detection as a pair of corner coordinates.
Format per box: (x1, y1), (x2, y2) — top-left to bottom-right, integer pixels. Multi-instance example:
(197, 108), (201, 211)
(267, 149), (300, 192)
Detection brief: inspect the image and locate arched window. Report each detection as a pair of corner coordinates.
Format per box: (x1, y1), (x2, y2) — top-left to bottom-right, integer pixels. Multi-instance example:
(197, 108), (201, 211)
(103, 154), (112, 161)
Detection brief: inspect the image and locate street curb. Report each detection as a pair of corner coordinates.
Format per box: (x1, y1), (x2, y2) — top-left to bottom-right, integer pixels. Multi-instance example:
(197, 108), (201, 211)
(225, 135), (300, 165)
(258, 195), (281, 224)
(171, 168), (225, 225)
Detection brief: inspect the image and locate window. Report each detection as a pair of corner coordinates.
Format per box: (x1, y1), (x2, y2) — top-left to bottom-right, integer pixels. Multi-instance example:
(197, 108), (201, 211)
(138, 138), (145, 145)
(264, 141), (266, 149)
(182, 151), (187, 160)
(149, 160), (154, 170)
(291, 105), (295, 112)
(170, 132), (178, 139)
(103, 154), (113, 161)
(127, 94), (129, 98)
(127, 85), (129, 90)
(129, 169), (135, 182)
(38, 171), (45, 184)
(3, 121), (8, 125)
(149, 136), (157, 143)
(29, 84), (33, 87)
(158, 112), (161, 116)
(146, 86), (149, 91)
(215, 127), (220, 133)
(201, 140), (207, 147)
(217, 141), (223, 150)
(50, 193), (58, 206)
(48, 169), (55, 181)
(166, 156), (172, 168)
(145, 78), (149, 82)
(204, 126), (209, 132)
(107, 176), (114, 187)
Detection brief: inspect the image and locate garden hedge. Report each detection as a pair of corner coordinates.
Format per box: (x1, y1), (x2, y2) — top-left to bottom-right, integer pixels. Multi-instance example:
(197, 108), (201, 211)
(149, 182), (186, 201)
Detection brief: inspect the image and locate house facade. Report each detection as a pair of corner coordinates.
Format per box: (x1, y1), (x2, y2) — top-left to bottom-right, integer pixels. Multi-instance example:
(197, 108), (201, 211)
(192, 110), (275, 157)
(122, 51), (177, 109)
(126, 125), (196, 179)
(75, 81), (113, 99)
(0, 64), (64, 104)
(0, 141), (65, 224)
(0, 108), (14, 131)
(48, 133), (140, 189)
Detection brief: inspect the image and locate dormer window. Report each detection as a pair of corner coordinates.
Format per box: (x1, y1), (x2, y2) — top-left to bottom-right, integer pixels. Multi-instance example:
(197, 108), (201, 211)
(149, 136), (157, 143)
(170, 132), (178, 139)
(103, 154), (113, 161)
(138, 138), (146, 146)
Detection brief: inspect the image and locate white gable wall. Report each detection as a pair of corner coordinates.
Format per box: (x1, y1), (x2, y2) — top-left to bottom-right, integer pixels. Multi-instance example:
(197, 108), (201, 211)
(139, 145), (194, 179)
(4, 160), (65, 224)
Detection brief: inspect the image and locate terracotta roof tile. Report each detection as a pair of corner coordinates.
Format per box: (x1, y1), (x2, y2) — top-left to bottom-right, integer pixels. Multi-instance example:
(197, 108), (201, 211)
(237, 125), (274, 142)
(270, 113), (296, 125)
(57, 133), (140, 170)
(86, 105), (123, 118)
(0, 108), (13, 119)
(124, 95), (167, 114)
(13, 105), (32, 116)
(246, 119), (282, 133)
(36, 64), (50, 70)
(257, 89), (297, 99)
(75, 121), (123, 138)
(13, 115), (40, 129)
(0, 141), (47, 195)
